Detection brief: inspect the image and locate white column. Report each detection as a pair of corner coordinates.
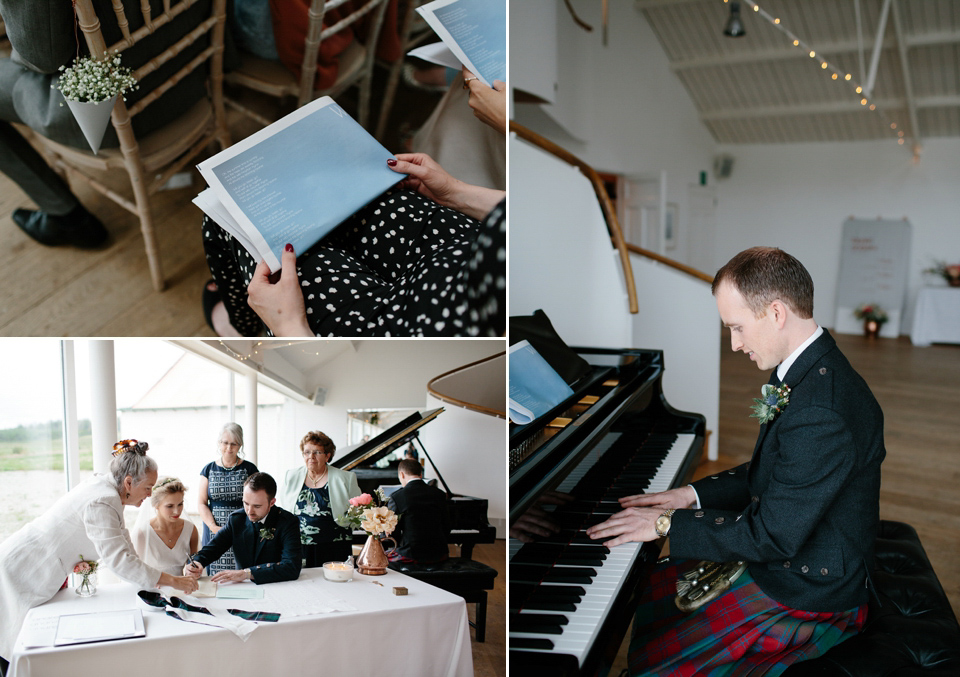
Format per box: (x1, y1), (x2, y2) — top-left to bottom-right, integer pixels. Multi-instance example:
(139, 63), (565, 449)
(89, 341), (117, 475)
(61, 341), (82, 490)
(245, 372), (258, 466)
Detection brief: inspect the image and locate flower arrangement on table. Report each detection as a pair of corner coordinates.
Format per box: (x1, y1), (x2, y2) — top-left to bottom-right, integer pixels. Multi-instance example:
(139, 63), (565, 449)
(924, 261), (960, 287)
(54, 53), (139, 105)
(343, 489), (398, 536)
(853, 303), (888, 325)
(73, 555), (99, 596)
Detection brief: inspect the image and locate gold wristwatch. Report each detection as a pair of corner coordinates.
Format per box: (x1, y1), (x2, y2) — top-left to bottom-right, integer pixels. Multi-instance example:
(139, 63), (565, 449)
(655, 509), (676, 537)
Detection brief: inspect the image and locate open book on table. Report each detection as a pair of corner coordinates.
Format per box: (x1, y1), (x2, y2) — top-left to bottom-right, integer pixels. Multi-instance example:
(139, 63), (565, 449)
(193, 97), (402, 273)
(415, 0), (506, 87)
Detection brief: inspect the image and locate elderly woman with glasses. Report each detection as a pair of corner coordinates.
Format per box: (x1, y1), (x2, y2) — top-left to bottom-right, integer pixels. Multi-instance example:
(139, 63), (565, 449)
(197, 423), (258, 574)
(278, 431), (361, 567)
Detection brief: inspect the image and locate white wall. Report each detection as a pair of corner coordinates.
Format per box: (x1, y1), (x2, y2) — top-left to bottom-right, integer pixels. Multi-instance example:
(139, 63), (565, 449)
(711, 139), (960, 331)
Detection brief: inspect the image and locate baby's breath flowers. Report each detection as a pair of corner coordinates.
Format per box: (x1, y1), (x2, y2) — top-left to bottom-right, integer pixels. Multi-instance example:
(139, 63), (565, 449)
(54, 53), (138, 105)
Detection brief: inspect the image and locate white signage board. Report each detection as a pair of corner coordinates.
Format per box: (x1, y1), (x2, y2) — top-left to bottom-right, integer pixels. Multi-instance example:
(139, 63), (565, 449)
(834, 219), (912, 338)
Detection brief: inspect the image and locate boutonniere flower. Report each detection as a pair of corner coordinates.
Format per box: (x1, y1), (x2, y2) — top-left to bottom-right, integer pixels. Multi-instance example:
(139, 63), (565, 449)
(750, 383), (790, 425)
(259, 527), (276, 541)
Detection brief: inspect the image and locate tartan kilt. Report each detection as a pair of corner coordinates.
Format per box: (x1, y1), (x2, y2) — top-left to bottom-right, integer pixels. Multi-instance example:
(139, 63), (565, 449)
(628, 558), (867, 677)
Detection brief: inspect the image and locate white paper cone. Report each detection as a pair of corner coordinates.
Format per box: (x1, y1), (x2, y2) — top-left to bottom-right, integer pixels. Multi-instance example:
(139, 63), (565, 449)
(65, 95), (116, 154)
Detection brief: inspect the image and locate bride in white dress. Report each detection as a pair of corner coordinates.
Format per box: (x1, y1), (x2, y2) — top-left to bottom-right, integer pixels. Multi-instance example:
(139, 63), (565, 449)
(132, 477), (199, 576)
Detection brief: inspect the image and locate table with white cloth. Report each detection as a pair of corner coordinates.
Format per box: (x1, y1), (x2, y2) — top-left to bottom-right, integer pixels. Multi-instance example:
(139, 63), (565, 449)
(9, 568), (473, 677)
(910, 287), (960, 346)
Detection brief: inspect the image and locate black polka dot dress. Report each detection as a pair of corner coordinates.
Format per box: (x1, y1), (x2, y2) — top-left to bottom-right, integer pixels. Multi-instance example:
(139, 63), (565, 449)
(202, 189), (505, 336)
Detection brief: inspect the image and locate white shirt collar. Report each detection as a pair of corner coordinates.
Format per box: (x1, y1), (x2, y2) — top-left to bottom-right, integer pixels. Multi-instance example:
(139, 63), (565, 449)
(776, 325), (823, 382)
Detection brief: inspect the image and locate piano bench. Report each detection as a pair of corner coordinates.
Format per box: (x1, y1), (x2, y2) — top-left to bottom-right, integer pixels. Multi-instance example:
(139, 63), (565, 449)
(783, 520), (960, 677)
(389, 558), (499, 642)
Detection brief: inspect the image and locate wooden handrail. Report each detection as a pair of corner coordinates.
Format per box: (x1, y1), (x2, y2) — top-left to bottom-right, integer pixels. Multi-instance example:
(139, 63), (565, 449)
(510, 121), (639, 314)
(626, 243), (715, 284)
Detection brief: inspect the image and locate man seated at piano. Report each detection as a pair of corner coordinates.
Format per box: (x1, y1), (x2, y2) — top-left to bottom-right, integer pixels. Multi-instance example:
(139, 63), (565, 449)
(185, 472), (302, 584)
(586, 247), (885, 676)
(386, 459), (451, 564)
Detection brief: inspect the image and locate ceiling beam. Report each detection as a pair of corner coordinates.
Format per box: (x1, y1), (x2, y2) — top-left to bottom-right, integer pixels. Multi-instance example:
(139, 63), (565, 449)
(864, 0), (893, 97)
(670, 37), (898, 71)
(890, 0), (922, 148)
(699, 94), (960, 122)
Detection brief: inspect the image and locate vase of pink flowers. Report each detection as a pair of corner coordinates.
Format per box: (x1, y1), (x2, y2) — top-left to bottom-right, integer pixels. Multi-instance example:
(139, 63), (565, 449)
(343, 490), (398, 575)
(73, 556), (99, 597)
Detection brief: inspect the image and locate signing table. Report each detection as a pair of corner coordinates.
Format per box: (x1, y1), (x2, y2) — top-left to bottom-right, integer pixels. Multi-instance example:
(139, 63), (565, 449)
(10, 568), (473, 677)
(911, 287), (960, 346)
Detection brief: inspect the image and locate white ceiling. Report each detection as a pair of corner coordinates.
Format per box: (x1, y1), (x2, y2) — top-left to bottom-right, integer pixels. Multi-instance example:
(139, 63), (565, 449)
(633, 0), (960, 147)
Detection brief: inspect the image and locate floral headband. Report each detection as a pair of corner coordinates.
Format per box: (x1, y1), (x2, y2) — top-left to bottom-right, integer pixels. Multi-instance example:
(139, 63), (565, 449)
(112, 439), (149, 457)
(152, 477), (181, 493)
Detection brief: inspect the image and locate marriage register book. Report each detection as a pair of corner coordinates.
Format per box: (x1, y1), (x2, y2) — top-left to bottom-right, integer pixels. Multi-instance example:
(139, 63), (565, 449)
(193, 97), (402, 273)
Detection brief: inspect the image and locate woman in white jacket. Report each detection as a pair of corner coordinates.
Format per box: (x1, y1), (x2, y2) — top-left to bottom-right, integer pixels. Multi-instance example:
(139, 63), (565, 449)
(0, 440), (199, 663)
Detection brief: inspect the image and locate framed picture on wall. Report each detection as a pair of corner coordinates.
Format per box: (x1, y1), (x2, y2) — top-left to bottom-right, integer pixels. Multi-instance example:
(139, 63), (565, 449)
(665, 202), (678, 250)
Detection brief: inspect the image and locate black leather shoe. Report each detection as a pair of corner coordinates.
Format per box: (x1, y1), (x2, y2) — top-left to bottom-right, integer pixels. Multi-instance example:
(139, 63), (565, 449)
(12, 205), (108, 248)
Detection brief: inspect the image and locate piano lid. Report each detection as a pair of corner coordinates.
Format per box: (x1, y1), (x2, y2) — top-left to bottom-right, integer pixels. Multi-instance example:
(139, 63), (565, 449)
(333, 408), (444, 471)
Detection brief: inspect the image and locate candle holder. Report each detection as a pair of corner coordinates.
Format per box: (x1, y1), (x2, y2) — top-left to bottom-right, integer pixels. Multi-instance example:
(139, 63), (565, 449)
(322, 560), (355, 582)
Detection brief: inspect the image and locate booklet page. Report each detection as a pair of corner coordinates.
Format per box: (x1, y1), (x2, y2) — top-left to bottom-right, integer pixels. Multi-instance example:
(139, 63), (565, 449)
(509, 340), (576, 424)
(417, 0), (506, 87)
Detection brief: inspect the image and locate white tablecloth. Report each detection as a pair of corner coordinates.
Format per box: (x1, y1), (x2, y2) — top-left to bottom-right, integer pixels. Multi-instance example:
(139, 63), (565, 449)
(10, 568), (473, 677)
(910, 287), (960, 346)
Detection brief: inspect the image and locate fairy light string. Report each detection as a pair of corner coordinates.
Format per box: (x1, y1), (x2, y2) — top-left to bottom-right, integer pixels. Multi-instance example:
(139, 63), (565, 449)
(726, 0), (911, 151)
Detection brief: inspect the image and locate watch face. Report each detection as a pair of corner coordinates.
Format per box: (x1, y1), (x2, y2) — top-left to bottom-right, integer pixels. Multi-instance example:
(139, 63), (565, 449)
(656, 515), (670, 535)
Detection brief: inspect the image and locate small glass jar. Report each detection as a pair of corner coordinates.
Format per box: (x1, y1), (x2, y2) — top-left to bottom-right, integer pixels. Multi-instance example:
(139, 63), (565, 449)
(322, 560), (354, 582)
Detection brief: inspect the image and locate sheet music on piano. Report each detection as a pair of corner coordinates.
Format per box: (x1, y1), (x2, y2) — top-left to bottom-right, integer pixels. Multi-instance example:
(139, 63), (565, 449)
(508, 344), (706, 677)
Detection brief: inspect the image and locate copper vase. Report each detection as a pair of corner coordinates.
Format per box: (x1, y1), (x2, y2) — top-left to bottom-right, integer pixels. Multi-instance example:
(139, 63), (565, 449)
(356, 534), (395, 575)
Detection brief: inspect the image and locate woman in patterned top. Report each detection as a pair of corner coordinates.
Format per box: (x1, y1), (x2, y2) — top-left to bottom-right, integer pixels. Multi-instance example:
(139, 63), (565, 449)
(197, 423), (258, 574)
(203, 153), (505, 337)
(278, 431), (361, 567)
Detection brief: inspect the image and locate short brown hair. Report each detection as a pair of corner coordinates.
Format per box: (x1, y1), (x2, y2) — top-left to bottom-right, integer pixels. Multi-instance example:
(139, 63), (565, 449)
(300, 431), (336, 459)
(244, 472), (277, 500)
(712, 247), (814, 319)
(398, 459), (422, 477)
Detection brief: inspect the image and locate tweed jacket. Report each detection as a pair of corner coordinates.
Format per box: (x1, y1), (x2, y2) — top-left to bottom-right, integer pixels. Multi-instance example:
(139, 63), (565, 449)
(278, 464), (362, 528)
(0, 0), (215, 149)
(670, 329), (885, 612)
(193, 504), (302, 584)
(387, 479), (451, 562)
(0, 475), (161, 658)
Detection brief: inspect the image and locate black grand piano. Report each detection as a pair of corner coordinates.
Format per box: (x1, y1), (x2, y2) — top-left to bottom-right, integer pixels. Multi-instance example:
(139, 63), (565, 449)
(333, 408), (497, 559)
(509, 345), (706, 676)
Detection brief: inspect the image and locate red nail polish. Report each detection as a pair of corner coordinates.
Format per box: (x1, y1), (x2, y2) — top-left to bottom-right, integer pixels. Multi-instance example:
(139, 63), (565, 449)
(284, 243), (293, 252)
(386, 158), (397, 166)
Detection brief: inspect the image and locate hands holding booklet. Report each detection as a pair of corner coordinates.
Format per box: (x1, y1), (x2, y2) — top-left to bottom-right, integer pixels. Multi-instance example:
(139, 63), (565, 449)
(197, 98), (505, 338)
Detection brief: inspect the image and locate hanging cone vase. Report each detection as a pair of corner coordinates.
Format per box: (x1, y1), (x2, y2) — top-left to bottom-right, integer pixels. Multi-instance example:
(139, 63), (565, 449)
(65, 95), (116, 154)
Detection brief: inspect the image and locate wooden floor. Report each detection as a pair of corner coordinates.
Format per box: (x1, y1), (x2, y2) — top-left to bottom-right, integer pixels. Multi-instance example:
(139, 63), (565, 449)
(0, 69), (443, 337)
(470, 539), (507, 677)
(610, 331), (960, 673)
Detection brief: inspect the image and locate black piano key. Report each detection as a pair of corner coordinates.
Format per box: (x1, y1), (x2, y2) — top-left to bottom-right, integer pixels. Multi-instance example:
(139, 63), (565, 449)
(511, 637), (555, 650)
(510, 613), (569, 634)
(521, 599), (579, 612)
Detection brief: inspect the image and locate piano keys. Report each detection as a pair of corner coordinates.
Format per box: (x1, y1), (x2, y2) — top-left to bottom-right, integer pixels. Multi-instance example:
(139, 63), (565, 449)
(509, 347), (706, 676)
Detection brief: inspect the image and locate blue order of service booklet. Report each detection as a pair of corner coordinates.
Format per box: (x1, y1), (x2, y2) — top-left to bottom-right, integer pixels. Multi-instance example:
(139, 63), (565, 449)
(194, 97), (402, 273)
(416, 0), (506, 87)
(509, 340), (576, 425)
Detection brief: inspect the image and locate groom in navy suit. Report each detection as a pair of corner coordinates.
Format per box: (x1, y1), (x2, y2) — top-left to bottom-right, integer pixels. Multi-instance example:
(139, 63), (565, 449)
(587, 247), (885, 675)
(186, 472), (302, 584)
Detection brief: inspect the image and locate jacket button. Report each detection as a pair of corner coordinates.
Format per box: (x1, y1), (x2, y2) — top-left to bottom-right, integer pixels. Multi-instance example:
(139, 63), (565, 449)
(801, 565), (809, 573)
(728, 470), (736, 474)
(694, 511), (704, 518)
(751, 496), (759, 503)
(821, 568), (829, 576)
(783, 561), (791, 568)
(715, 517), (725, 525)
(710, 475), (719, 480)
(819, 367), (827, 375)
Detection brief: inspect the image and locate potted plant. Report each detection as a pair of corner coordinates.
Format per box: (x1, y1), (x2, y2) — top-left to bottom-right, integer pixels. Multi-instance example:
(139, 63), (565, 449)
(53, 52), (138, 154)
(853, 303), (888, 339)
(924, 261), (960, 287)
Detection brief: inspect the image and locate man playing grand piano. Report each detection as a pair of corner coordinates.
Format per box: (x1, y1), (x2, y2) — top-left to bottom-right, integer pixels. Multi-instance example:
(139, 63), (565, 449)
(587, 247), (885, 676)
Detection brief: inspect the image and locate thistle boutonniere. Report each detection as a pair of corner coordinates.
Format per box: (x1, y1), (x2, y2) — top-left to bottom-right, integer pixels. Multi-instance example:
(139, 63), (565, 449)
(750, 383), (790, 425)
(259, 527), (276, 541)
